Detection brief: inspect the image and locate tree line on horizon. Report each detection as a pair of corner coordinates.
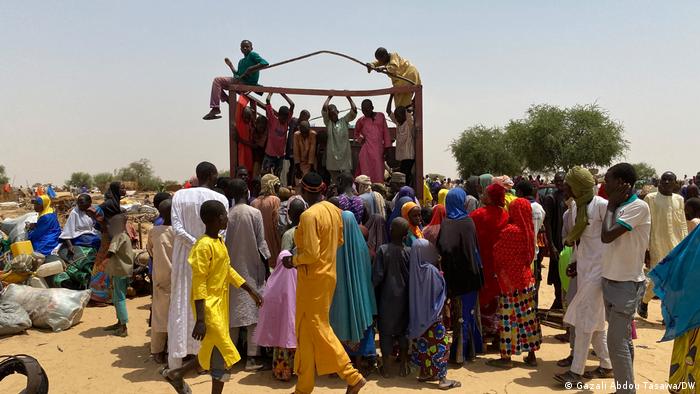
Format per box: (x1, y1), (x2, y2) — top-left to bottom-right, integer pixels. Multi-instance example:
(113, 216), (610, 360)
(449, 103), (655, 180)
(65, 159), (181, 192)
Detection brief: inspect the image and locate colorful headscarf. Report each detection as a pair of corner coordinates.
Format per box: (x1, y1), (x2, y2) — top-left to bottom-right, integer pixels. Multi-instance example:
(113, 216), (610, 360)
(493, 175), (514, 190)
(494, 198), (535, 291)
(355, 175), (372, 195)
(260, 174), (280, 196)
(649, 226), (700, 341)
(427, 204), (446, 227)
(401, 201), (424, 239)
(253, 250), (297, 348)
(423, 204), (445, 245)
(366, 213), (386, 259)
(338, 194), (365, 224)
(445, 188), (468, 220)
(479, 174), (494, 191)
(387, 196), (414, 237)
(421, 182), (433, 207)
(508, 198), (536, 263)
(330, 211), (377, 342)
(396, 186), (416, 202)
(408, 238), (446, 339)
(437, 189), (449, 206)
(564, 166), (596, 245)
(34, 195), (54, 217)
(485, 183), (506, 207)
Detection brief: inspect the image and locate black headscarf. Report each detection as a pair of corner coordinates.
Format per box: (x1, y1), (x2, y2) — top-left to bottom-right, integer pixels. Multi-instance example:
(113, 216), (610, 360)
(100, 182), (123, 219)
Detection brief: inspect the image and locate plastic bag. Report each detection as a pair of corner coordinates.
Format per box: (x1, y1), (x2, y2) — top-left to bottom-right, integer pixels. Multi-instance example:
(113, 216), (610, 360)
(1, 284), (90, 332)
(0, 213), (38, 243)
(0, 301), (32, 336)
(558, 246), (573, 292)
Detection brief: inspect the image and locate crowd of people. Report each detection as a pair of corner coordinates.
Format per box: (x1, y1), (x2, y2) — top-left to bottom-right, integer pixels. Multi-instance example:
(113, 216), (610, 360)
(57, 155), (683, 394)
(17, 156), (700, 394)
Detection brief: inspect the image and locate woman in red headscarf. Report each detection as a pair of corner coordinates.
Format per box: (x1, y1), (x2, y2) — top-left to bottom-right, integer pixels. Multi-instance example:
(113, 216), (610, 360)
(422, 204), (446, 246)
(469, 184), (509, 343)
(487, 198), (542, 369)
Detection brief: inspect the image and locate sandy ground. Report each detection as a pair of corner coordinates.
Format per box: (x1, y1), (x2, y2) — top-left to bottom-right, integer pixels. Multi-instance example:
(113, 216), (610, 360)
(1, 263), (672, 394)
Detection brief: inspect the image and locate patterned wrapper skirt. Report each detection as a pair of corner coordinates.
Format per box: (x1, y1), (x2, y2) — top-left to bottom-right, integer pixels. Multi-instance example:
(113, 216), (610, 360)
(89, 233), (112, 303)
(411, 320), (450, 380)
(344, 325), (377, 357)
(669, 328), (700, 394)
(272, 347), (295, 382)
(450, 292), (483, 363)
(498, 285), (542, 357)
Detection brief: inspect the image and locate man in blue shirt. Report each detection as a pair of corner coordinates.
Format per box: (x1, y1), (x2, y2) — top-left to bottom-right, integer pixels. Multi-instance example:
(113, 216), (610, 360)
(204, 40), (268, 120)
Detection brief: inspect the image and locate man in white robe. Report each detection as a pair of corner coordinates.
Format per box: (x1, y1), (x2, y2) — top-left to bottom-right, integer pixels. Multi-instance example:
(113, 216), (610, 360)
(555, 173), (613, 385)
(167, 162), (229, 370)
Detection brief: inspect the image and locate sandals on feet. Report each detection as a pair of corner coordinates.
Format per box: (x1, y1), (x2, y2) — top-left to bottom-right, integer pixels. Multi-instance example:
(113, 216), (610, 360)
(557, 355), (573, 367)
(439, 380), (462, 390)
(161, 369), (192, 394)
(202, 111), (222, 120)
(524, 354), (538, 367)
(554, 370), (583, 387)
(583, 366), (614, 379)
(346, 378), (366, 394)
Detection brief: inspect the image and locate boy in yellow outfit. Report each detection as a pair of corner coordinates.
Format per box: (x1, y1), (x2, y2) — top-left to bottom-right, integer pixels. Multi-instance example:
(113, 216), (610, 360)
(166, 200), (263, 394)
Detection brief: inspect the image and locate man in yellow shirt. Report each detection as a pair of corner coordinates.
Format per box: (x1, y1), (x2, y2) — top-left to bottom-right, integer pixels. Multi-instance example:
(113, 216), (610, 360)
(166, 200), (262, 394)
(282, 172), (366, 394)
(367, 48), (421, 109)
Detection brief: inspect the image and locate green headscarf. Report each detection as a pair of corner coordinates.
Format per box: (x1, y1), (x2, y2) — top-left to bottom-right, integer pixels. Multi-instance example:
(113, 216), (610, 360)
(479, 174), (493, 191)
(564, 166), (595, 245)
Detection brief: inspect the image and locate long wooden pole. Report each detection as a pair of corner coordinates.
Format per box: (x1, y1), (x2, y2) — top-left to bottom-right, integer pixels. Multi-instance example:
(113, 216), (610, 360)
(413, 86), (424, 201)
(228, 84), (419, 97)
(258, 50), (417, 85)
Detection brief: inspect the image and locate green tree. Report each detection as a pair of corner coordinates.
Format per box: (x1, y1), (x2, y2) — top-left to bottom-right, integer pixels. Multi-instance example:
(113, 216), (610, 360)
(116, 159), (160, 190)
(93, 172), (114, 191)
(450, 125), (522, 178)
(632, 162), (658, 181)
(506, 104), (628, 172)
(66, 172), (93, 188)
(0, 165), (9, 185)
(140, 176), (163, 191)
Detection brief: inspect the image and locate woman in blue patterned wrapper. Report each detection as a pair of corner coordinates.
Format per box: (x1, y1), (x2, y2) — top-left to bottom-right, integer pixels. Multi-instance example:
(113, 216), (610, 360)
(408, 238), (461, 390)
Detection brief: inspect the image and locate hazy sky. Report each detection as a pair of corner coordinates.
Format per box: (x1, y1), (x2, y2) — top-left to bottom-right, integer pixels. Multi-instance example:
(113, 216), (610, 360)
(2, 1), (699, 186)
